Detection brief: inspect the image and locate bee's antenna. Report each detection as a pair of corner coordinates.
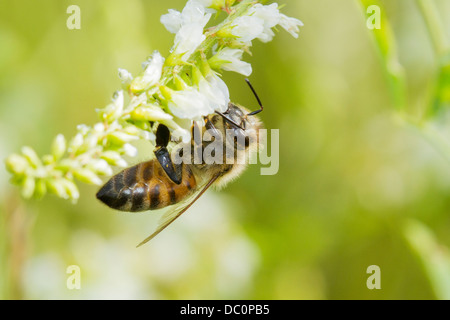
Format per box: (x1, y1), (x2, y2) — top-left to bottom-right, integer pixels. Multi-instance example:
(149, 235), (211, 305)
(245, 78), (264, 116)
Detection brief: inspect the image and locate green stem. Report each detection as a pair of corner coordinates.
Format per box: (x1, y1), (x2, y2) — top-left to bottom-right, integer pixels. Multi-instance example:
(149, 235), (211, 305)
(416, 0), (450, 57)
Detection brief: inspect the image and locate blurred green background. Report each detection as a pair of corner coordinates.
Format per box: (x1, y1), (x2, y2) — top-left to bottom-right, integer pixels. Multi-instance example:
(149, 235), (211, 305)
(1, 0), (450, 300)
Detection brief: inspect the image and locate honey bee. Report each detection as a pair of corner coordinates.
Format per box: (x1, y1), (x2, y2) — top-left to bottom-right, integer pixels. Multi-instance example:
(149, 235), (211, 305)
(96, 79), (263, 246)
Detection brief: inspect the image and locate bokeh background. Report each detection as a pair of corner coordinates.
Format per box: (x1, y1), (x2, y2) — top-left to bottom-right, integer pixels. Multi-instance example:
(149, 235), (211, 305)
(1, 0), (450, 299)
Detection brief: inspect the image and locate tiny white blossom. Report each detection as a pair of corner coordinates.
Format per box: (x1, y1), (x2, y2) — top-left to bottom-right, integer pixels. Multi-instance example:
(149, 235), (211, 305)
(181, 0), (212, 26)
(69, 133), (84, 153)
(51, 134), (66, 160)
(142, 51), (164, 87)
(174, 23), (207, 61)
(279, 13), (304, 38)
(88, 159), (113, 176)
(231, 16), (265, 43)
(162, 0), (212, 61)
(140, 130), (156, 141)
(93, 123), (105, 133)
(161, 0), (211, 34)
(172, 127), (191, 143)
(160, 9), (182, 34)
(248, 3), (281, 43)
(213, 48), (252, 76)
(118, 68), (133, 84)
(168, 87), (212, 119)
(159, 118), (192, 143)
(198, 73), (230, 113)
(123, 143), (138, 157)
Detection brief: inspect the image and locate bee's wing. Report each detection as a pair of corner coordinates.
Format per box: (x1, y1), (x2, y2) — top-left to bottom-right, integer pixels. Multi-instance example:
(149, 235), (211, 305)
(136, 173), (220, 247)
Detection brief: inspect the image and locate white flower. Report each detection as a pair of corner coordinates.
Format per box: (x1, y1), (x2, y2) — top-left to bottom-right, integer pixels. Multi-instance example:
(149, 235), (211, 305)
(160, 9), (182, 34)
(98, 90), (124, 122)
(161, 0), (211, 34)
(167, 87), (212, 119)
(198, 73), (230, 113)
(161, 119), (192, 143)
(88, 159), (113, 176)
(123, 143), (138, 157)
(112, 90), (124, 112)
(142, 51), (164, 87)
(231, 16), (265, 43)
(196, 0), (213, 8)
(211, 48), (252, 76)
(248, 3), (280, 43)
(172, 127), (191, 143)
(279, 13), (304, 38)
(181, 0), (212, 26)
(230, 3), (303, 43)
(162, 0), (212, 61)
(118, 68), (133, 84)
(174, 23), (207, 61)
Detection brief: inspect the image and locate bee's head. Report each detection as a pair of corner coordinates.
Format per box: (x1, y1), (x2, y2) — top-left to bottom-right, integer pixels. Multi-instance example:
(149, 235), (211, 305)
(212, 103), (260, 150)
(213, 79), (263, 150)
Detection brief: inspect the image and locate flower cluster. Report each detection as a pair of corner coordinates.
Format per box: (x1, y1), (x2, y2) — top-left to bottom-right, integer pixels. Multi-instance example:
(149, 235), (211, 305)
(5, 0), (302, 201)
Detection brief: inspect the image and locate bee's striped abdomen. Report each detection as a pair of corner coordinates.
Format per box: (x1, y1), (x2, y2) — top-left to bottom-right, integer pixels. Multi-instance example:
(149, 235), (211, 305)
(96, 160), (197, 212)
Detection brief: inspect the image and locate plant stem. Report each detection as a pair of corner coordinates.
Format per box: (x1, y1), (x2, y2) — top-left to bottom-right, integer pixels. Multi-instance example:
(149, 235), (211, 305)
(416, 0), (450, 57)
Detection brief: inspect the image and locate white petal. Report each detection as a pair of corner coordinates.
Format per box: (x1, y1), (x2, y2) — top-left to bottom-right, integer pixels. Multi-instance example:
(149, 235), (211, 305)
(142, 51), (164, 86)
(249, 3), (280, 29)
(231, 16), (265, 43)
(168, 88), (211, 119)
(181, 0), (212, 26)
(172, 128), (191, 143)
(123, 143), (138, 157)
(160, 9), (182, 34)
(118, 68), (133, 83)
(112, 90), (124, 112)
(174, 24), (206, 61)
(279, 14), (304, 38)
(198, 74), (230, 113)
(215, 48), (253, 76)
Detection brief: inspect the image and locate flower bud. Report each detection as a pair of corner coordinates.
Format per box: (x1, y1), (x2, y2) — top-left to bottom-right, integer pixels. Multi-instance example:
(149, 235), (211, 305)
(118, 68), (133, 85)
(123, 143), (138, 157)
(34, 179), (47, 199)
(21, 146), (42, 168)
(59, 178), (80, 201)
(130, 105), (173, 122)
(107, 131), (139, 145)
(46, 178), (69, 199)
(51, 134), (66, 160)
(73, 168), (103, 185)
(5, 154), (29, 175)
(42, 155), (55, 165)
(69, 133), (84, 154)
(55, 159), (78, 172)
(87, 159), (113, 176)
(21, 176), (36, 198)
(100, 151), (128, 167)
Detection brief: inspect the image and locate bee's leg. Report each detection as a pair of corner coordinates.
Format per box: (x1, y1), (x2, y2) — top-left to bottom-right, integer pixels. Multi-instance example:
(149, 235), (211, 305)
(154, 124), (183, 184)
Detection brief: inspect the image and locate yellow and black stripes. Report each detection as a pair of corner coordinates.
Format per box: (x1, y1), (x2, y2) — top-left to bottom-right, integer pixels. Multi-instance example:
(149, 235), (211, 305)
(96, 160), (197, 212)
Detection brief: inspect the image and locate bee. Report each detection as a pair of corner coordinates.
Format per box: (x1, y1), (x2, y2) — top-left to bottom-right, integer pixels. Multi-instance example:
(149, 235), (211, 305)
(96, 79), (263, 246)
